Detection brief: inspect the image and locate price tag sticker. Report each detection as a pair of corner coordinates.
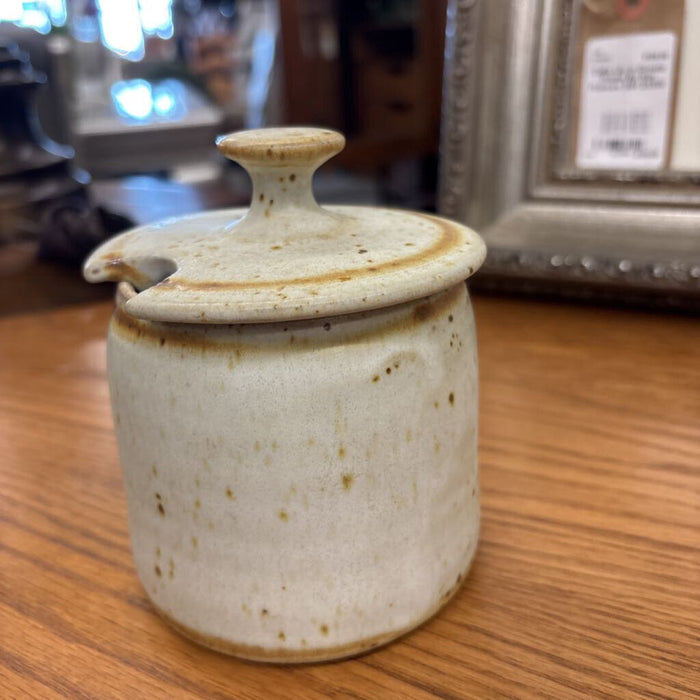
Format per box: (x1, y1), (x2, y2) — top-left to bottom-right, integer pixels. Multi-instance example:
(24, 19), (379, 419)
(576, 31), (677, 170)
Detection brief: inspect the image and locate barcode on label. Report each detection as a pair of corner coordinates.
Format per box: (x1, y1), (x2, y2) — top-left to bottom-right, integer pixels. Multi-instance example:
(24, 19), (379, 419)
(593, 138), (644, 154)
(599, 111), (651, 135)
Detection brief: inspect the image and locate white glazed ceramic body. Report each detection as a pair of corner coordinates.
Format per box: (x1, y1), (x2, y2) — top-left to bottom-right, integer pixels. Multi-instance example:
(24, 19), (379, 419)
(108, 280), (480, 662)
(86, 127), (486, 662)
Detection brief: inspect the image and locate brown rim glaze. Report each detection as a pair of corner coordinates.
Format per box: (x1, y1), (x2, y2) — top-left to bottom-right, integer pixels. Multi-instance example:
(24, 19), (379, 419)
(137, 212), (466, 293)
(110, 282), (465, 354)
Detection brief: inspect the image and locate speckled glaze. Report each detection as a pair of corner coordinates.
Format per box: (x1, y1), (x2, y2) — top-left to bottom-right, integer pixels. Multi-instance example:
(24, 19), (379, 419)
(84, 128), (485, 662)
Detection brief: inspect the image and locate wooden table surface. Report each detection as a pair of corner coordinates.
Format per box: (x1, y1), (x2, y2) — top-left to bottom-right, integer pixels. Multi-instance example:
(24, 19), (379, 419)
(1, 292), (698, 699)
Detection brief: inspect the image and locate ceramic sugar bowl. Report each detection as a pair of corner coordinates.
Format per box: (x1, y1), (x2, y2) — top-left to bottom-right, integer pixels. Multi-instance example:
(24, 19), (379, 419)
(83, 127), (486, 662)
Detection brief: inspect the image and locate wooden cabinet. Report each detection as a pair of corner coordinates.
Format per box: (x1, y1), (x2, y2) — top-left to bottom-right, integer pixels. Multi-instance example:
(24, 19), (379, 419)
(279, 0), (447, 171)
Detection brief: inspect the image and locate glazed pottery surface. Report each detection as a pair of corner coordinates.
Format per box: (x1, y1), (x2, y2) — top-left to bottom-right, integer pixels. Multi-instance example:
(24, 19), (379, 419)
(84, 127), (485, 662)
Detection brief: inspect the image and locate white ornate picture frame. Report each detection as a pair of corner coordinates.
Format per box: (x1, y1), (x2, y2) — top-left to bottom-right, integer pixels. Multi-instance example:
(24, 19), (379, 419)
(439, 0), (700, 308)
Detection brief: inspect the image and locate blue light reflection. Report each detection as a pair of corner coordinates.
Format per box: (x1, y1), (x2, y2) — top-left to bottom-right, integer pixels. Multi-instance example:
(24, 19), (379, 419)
(140, 0), (173, 39)
(0, 1), (66, 33)
(111, 78), (187, 123)
(97, 0), (144, 61)
(2, 1), (175, 61)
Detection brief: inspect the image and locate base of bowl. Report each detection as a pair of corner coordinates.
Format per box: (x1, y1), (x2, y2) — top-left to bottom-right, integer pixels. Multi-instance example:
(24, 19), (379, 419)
(149, 557), (476, 664)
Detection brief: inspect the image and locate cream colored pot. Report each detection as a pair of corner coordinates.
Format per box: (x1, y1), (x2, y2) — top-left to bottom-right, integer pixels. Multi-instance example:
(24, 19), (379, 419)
(84, 128), (485, 662)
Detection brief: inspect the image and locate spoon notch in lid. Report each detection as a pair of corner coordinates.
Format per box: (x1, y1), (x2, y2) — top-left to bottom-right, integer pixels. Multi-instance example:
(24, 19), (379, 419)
(83, 127), (485, 324)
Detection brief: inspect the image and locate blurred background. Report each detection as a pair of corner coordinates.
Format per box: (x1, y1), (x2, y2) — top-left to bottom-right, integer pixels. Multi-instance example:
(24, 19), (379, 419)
(3, 1), (696, 314)
(0, 1), (446, 309)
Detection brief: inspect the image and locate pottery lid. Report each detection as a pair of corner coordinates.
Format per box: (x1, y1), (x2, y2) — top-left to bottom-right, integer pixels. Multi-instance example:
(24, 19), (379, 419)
(83, 127), (485, 323)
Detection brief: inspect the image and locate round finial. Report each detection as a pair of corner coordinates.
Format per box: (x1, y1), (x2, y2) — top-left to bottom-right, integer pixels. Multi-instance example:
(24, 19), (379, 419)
(216, 127), (345, 168)
(216, 127), (346, 231)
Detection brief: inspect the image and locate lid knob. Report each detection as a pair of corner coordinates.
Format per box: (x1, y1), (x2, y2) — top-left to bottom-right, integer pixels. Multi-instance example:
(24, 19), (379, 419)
(216, 127), (345, 234)
(217, 127), (344, 167)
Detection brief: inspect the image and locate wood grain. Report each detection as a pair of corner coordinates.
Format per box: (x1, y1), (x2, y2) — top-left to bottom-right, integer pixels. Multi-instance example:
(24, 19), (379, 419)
(1, 294), (698, 699)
